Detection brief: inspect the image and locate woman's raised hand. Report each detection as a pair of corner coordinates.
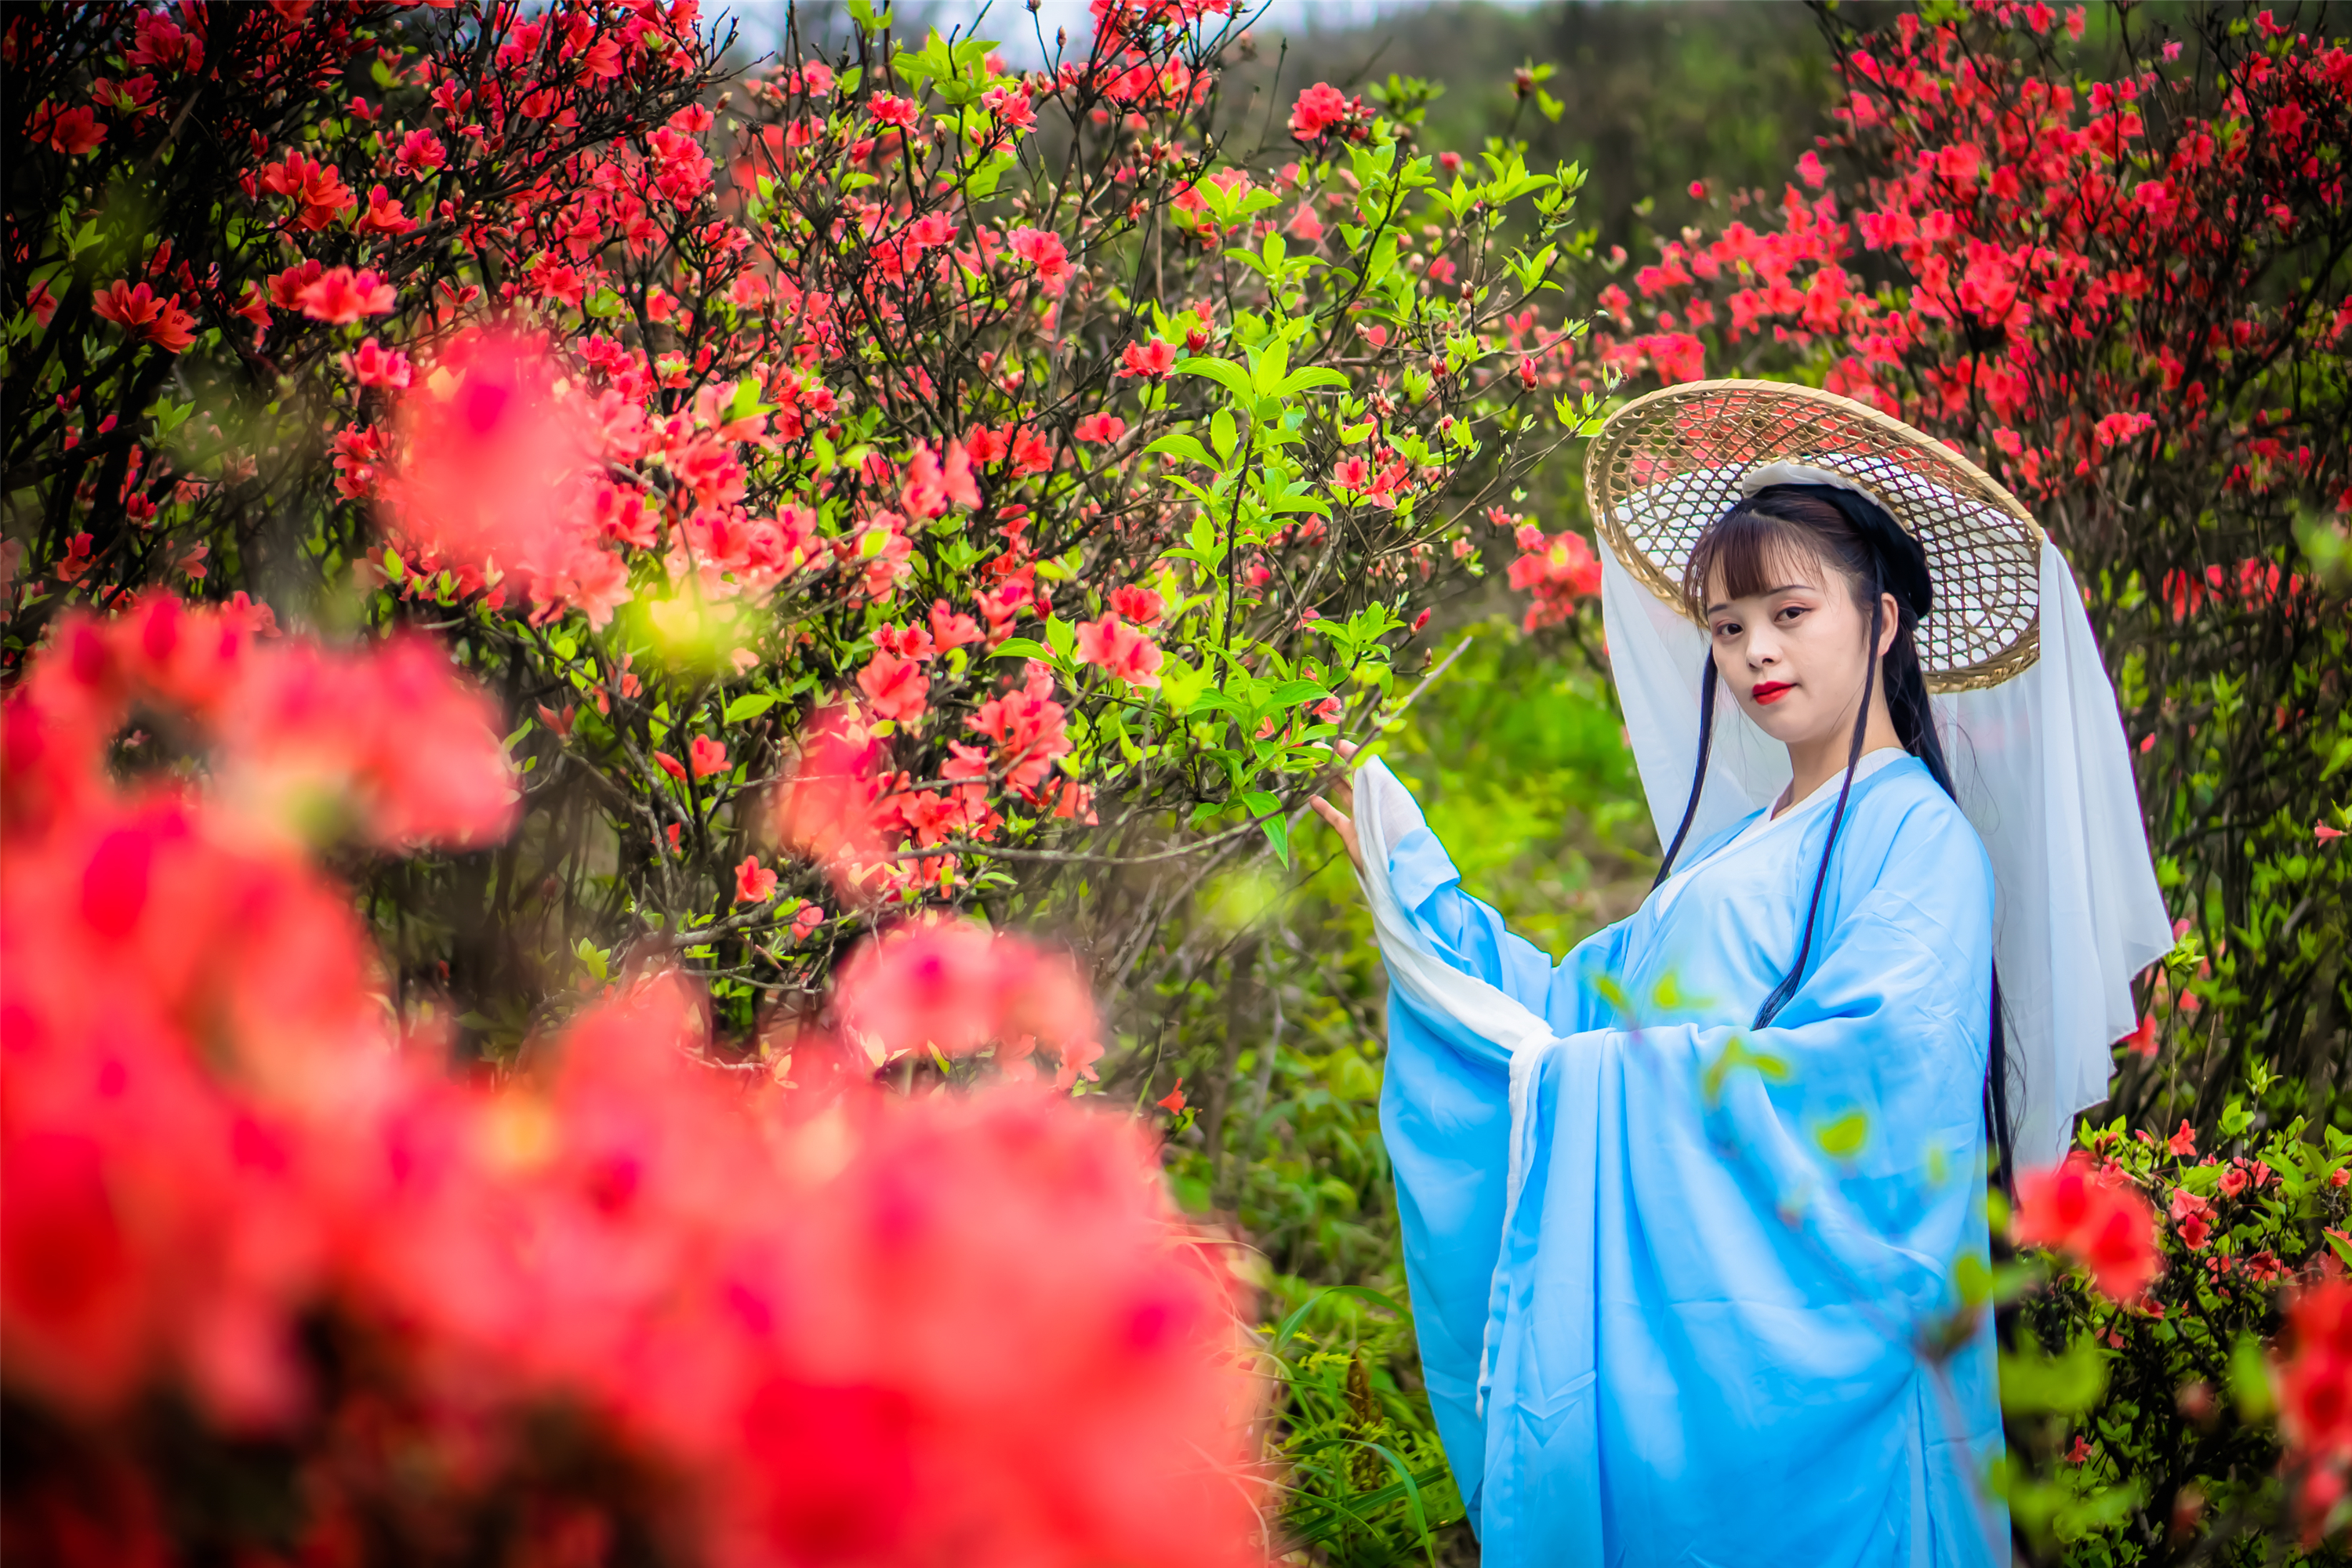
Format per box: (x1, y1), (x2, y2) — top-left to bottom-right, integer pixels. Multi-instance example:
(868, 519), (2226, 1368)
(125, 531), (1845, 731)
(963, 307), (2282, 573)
(1308, 740), (1363, 872)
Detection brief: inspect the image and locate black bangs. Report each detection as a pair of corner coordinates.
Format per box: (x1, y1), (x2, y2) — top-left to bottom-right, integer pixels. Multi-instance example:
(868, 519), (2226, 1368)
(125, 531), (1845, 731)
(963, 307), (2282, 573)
(1681, 490), (1865, 621)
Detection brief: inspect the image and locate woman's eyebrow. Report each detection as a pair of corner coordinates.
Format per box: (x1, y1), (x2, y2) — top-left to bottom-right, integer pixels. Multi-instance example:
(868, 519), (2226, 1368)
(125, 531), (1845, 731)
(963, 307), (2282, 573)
(1707, 585), (1814, 615)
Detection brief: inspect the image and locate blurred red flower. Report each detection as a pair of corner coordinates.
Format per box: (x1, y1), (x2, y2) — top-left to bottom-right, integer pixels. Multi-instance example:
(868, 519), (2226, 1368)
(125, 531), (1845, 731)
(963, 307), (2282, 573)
(2013, 1152), (2164, 1301)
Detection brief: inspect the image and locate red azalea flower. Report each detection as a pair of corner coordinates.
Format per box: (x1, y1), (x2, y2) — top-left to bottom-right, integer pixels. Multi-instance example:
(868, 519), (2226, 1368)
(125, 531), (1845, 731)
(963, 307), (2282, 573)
(734, 855), (778, 904)
(1116, 338), (1177, 379)
(1073, 613), (1161, 688)
(37, 103), (107, 155)
(1007, 227), (1071, 291)
(1288, 82), (1355, 140)
(857, 650), (931, 724)
(89, 281), (195, 353)
(2013, 1152), (2164, 1301)
(1108, 585), (1164, 625)
(296, 267), (396, 324)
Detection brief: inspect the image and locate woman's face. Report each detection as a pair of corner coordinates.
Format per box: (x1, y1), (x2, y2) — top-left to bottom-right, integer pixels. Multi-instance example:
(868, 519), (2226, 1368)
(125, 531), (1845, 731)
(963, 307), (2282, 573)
(1703, 552), (1899, 747)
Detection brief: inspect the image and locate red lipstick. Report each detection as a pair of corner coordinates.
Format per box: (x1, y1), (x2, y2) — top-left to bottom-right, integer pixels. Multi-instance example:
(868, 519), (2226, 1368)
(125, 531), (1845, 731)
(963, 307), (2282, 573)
(1751, 681), (1794, 706)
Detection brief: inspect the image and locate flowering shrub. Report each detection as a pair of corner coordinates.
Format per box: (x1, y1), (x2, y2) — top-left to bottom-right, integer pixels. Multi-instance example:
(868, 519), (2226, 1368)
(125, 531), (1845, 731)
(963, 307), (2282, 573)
(1, 597), (1263, 1564)
(1552, 2), (2350, 1557)
(2, 0), (1605, 1058)
(2, 0), (1622, 1559)
(1989, 1102), (2352, 1555)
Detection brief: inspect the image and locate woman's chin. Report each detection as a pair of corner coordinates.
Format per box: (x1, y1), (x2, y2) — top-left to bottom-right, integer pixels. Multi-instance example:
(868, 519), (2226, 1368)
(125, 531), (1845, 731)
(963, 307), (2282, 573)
(1739, 701), (1815, 744)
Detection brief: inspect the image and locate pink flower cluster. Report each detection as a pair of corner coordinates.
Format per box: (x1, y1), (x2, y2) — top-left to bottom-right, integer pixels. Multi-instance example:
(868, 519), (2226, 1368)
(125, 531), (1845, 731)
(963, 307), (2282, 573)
(1, 602), (1265, 1566)
(2281, 1282), (2352, 1526)
(1501, 518), (1605, 631)
(1288, 82), (1367, 143)
(2012, 1151), (2165, 1301)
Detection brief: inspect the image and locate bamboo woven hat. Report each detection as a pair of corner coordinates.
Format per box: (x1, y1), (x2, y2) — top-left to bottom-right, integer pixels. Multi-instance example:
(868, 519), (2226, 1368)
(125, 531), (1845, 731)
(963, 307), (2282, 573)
(1584, 379), (2045, 692)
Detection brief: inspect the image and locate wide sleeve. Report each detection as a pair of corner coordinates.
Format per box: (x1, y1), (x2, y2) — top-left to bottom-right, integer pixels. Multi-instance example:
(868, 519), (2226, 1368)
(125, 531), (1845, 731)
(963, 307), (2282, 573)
(1361, 760), (1628, 1033)
(1352, 758), (1621, 1514)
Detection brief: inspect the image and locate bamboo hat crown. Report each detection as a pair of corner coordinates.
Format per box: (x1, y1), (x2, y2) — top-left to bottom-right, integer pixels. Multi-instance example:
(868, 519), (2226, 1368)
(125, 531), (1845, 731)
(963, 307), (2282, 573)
(1584, 379), (2044, 692)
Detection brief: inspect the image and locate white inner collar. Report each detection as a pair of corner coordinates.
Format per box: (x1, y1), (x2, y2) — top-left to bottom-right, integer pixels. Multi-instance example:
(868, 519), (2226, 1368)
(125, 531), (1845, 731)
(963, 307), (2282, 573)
(1768, 744), (1908, 822)
(1650, 746), (1908, 917)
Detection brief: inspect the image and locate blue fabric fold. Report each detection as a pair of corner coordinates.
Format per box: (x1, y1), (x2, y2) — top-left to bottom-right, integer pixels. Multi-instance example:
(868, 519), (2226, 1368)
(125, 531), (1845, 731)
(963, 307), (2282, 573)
(1377, 755), (2006, 1566)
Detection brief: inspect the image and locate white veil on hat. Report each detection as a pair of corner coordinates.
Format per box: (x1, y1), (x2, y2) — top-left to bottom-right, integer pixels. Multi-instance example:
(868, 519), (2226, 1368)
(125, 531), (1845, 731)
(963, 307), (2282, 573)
(1587, 380), (2175, 1169)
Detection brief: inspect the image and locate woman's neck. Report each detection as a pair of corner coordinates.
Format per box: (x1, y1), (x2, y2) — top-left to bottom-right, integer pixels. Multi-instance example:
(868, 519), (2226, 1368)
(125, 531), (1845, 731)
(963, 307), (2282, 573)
(1777, 701), (1905, 816)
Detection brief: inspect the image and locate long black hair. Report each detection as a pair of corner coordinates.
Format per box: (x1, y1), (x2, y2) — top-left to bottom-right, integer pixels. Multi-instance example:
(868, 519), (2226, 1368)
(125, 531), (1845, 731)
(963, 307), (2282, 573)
(1650, 483), (2016, 1192)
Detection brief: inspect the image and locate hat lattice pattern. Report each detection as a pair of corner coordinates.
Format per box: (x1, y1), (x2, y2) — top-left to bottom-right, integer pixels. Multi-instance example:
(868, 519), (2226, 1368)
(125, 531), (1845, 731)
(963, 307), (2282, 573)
(1584, 379), (2044, 693)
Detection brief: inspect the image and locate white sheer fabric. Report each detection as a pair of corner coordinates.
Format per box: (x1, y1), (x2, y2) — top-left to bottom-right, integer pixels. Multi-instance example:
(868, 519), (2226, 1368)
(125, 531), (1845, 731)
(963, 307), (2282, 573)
(1351, 758), (1552, 1069)
(1598, 534), (2173, 1168)
(1348, 757), (1556, 1410)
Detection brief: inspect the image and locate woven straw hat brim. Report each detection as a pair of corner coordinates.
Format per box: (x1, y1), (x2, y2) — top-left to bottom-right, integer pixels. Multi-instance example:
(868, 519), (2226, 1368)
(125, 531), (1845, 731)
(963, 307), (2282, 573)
(1584, 379), (2044, 693)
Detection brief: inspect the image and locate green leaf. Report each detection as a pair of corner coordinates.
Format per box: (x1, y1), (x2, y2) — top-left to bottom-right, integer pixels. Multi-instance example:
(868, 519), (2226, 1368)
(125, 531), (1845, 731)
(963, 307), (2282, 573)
(1174, 356), (1256, 404)
(1146, 432), (1212, 466)
(990, 637), (1051, 660)
(1158, 655), (1210, 713)
(1275, 366), (1351, 395)
(1240, 789), (1288, 863)
(1999, 1331), (2108, 1416)
(965, 146), (1016, 201)
(1250, 332), (1293, 397)
(1186, 688), (1247, 717)
(2229, 1333), (2276, 1420)
(1268, 680), (1331, 709)
(1044, 615), (1076, 659)
(1813, 1110), (1870, 1160)
(723, 692), (777, 724)
(724, 375), (772, 423)
(144, 396), (195, 437)
(1209, 408), (1239, 464)
(1269, 1284), (1408, 1352)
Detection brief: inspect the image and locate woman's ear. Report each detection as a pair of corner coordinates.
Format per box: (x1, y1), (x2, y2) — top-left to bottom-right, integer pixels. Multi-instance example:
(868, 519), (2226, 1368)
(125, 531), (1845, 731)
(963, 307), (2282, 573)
(1877, 591), (1902, 657)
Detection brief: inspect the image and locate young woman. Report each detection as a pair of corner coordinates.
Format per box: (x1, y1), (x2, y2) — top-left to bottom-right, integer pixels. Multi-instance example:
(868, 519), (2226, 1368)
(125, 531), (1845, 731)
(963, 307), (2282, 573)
(1311, 383), (2170, 1566)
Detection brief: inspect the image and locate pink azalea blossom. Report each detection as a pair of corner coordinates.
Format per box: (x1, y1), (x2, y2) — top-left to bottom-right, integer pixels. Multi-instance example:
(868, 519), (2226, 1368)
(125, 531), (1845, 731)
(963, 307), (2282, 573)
(734, 855), (778, 903)
(1073, 613), (1161, 688)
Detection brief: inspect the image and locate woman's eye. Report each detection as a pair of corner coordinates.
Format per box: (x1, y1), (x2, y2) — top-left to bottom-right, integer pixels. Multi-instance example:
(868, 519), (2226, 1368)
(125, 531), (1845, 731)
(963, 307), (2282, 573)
(1778, 606), (1805, 622)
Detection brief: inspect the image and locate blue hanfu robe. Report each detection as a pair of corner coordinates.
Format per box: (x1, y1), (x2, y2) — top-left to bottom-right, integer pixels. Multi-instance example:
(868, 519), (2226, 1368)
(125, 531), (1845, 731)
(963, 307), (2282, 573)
(1357, 750), (2006, 1566)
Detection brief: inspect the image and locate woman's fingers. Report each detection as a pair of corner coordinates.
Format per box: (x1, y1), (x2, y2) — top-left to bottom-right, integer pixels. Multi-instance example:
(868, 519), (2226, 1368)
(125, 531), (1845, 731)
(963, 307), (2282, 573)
(1308, 795), (1363, 871)
(1321, 740), (1359, 813)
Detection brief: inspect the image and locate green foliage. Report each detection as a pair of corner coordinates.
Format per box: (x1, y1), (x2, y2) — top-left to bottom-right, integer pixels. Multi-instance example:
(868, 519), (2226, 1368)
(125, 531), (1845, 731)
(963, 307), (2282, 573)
(1134, 628), (1646, 1560)
(1265, 1288), (1468, 1566)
